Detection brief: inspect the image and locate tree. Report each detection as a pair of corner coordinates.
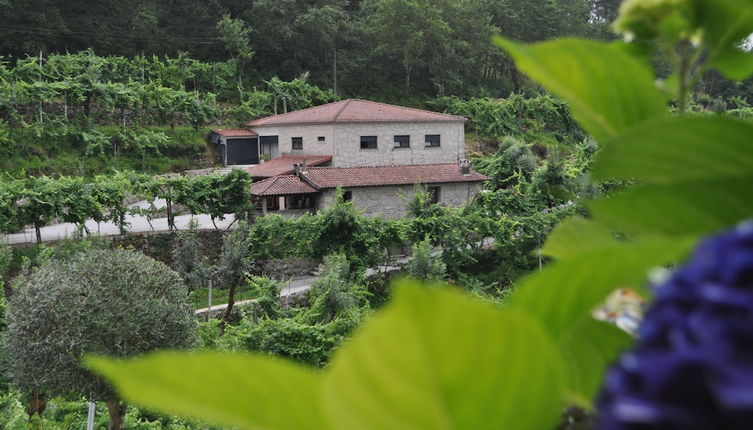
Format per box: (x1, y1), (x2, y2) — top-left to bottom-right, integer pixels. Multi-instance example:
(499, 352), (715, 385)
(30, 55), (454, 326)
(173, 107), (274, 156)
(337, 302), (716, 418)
(3, 249), (196, 429)
(403, 239), (446, 282)
(305, 253), (368, 324)
(216, 14), (254, 97)
(216, 224), (254, 331)
(172, 219), (211, 292)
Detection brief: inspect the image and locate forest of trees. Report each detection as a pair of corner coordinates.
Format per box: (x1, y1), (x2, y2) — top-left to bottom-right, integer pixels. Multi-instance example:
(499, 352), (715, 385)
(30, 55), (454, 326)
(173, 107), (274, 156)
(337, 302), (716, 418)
(1, 0), (623, 100)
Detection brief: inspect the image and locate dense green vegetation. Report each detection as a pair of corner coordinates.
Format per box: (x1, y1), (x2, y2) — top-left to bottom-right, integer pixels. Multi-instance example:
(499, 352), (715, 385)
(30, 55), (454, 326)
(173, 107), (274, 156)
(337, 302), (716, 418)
(0, 169), (253, 242)
(74, 1), (753, 429)
(2, 0), (753, 429)
(0, 0), (618, 101)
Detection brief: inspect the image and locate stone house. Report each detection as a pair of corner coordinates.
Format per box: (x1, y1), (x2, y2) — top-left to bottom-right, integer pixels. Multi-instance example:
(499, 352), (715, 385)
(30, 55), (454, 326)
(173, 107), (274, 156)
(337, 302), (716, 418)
(250, 162), (487, 219)
(211, 99), (488, 217)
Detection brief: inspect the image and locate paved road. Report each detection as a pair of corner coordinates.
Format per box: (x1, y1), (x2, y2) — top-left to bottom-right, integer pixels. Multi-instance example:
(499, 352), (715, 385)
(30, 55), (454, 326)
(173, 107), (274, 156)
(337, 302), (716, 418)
(5, 199), (236, 245)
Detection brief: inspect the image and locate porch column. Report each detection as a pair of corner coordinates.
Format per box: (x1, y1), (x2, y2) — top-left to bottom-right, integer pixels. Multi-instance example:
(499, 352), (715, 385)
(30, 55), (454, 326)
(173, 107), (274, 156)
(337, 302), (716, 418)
(261, 198), (268, 216)
(279, 197), (286, 211)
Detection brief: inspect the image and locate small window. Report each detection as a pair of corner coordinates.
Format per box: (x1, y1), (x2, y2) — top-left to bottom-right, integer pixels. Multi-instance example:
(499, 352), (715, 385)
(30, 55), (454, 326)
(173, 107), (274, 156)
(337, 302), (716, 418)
(292, 137), (303, 150)
(393, 135), (410, 148)
(425, 134), (441, 147)
(318, 136), (326, 143)
(428, 186), (441, 204)
(360, 136), (377, 149)
(343, 191), (353, 202)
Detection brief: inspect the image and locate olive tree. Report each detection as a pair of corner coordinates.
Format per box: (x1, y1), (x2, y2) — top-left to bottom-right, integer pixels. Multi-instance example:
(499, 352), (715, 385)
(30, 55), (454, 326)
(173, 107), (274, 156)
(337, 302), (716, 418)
(3, 249), (196, 429)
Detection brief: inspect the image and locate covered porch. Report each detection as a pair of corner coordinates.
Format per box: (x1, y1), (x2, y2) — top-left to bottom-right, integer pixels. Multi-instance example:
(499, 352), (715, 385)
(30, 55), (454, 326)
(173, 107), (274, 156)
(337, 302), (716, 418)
(250, 175), (321, 216)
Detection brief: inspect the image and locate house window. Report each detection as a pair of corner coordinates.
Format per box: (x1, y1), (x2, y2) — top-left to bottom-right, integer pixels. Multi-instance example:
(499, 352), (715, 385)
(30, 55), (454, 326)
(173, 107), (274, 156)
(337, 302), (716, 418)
(425, 134), (441, 147)
(318, 136), (326, 143)
(343, 191), (353, 202)
(393, 135), (410, 149)
(292, 137), (303, 150)
(428, 186), (441, 204)
(360, 136), (377, 149)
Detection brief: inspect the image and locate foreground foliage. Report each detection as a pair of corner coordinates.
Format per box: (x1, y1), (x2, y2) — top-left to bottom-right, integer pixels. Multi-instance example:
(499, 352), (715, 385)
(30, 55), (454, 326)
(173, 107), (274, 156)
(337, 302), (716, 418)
(86, 0), (753, 428)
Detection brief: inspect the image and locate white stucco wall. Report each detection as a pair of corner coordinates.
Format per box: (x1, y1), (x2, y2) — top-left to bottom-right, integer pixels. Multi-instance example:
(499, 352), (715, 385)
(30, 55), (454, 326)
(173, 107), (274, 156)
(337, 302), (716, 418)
(317, 181), (483, 219)
(250, 121), (465, 167)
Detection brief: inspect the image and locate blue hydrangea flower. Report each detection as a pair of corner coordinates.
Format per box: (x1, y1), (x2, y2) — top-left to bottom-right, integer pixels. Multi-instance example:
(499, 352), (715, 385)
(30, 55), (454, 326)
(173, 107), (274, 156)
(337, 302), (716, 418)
(596, 223), (753, 429)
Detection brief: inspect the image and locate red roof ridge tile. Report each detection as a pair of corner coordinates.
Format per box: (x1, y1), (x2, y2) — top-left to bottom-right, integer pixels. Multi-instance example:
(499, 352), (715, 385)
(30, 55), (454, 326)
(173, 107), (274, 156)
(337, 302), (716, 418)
(246, 99), (465, 126)
(339, 98), (466, 122)
(332, 99), (353, 121)
(304, 162), (461, 171)
(245, 100), (349, 126)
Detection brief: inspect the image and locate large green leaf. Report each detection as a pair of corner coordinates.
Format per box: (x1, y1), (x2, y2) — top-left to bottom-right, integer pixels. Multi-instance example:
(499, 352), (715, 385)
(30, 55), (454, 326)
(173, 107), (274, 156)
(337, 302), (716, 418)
(541, 216), (617, 260)
(558, 318), (633, 406)
(592, 116), (753, 184)
(511, 238), (693, 339)
(494, 37), (668, 143)
(322, 282), (566, 430)
(588, 177), (753, 236)
(86, 352), (326, 430)
(695, 0), (753, 80)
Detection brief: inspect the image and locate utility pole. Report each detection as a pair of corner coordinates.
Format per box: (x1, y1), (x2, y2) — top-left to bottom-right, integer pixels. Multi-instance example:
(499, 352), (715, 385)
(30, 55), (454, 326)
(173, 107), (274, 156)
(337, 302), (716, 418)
(333, 46), (338, 95)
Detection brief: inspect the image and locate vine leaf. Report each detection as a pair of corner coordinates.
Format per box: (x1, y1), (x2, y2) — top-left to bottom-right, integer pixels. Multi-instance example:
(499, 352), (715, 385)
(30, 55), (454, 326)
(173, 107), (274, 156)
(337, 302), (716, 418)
(322, 282), (566, 430)
(86, 352), (326, 430)
(494, 37), (668, 143)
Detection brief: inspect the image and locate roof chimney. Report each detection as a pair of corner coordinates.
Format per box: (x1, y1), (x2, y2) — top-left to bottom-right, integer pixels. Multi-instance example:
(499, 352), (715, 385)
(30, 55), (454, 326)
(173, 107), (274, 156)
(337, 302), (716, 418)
(293, 163), (304, 177)
(459, 159), (471, 176)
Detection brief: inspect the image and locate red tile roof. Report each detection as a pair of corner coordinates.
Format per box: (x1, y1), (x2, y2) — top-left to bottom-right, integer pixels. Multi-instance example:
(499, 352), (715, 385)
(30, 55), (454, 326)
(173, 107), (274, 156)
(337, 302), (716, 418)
(251, 175), (319, 196)
(212, 128), (258, 137)
(302, 163), (489, 189)
(244, 155), (332, 178)
(246, 99), (466, 127)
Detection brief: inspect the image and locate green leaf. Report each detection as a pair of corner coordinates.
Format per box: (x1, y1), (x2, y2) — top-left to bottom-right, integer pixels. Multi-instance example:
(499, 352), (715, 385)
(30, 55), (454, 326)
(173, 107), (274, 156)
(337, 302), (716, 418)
(588, 177), (753, 235)
(558, 318), (633, 405)
(593, 116), (753, 184)
(695, 0), (753, 80)
(86, 352), (325, 430)
(541, 216), (617, 260)
(511, 238), (693, 339)
(709, 49), (753, 81)
(494, 37), (668, 143)
(322, 281), (565, 430)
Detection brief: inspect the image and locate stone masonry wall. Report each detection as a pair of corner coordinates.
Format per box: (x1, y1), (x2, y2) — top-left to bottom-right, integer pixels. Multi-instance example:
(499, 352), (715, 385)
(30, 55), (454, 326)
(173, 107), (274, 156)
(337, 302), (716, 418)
(317, 181), (483, 219)
(250, 124), (336, 158)
(250, 121), (465, 167)
(331, 121), (465, 167)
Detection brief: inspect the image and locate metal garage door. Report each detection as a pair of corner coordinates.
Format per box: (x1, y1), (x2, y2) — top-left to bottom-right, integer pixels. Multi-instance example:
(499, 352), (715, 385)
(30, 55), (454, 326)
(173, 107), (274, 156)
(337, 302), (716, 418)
(226, 138), (259, 165)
